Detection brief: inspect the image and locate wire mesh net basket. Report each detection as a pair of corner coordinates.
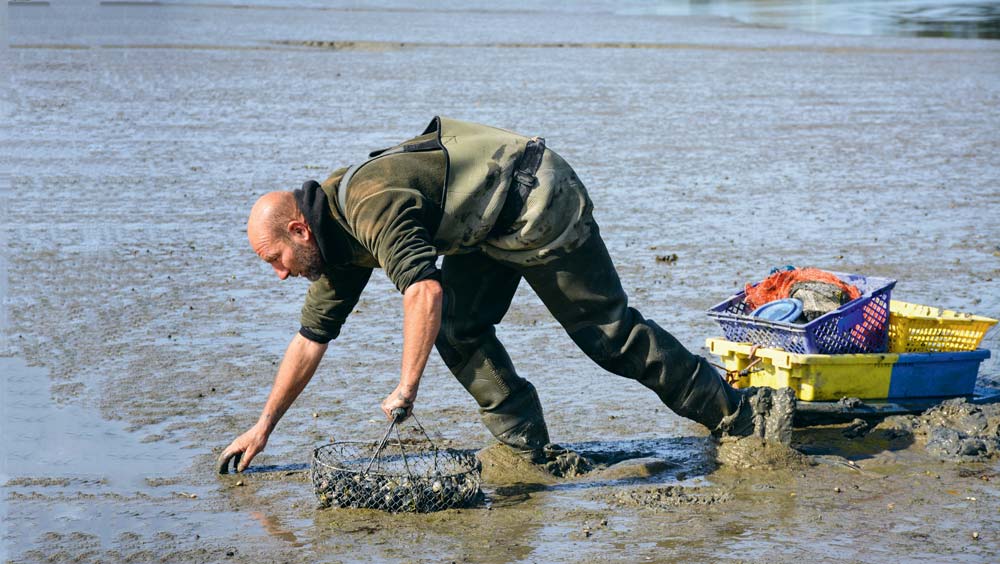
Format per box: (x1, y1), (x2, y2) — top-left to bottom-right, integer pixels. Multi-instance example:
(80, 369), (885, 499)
(311, 412), (482, 513)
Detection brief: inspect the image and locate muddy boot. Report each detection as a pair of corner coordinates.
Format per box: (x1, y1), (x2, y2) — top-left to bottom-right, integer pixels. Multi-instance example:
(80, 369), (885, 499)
(666, 356), (746, 430)
(676, 357), (796, 445)
(714, 386), (797, 445)
(541, 443), (595, 478)
(480, 382), (551, 464)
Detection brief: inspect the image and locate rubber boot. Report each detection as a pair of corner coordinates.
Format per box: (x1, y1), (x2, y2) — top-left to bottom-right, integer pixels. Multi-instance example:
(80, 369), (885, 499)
(676, 357), (796, 445)
(480, 382), (551, 463)
(669, 356), (746, 431)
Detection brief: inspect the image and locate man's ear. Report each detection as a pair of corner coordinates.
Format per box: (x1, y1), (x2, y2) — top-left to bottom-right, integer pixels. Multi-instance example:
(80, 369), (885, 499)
(288, 220), (311, 242)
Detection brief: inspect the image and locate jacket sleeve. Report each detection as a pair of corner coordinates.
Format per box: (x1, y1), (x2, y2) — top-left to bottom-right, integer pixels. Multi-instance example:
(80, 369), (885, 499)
(347, 187), (441, 293)
(299, 265), (374, 343)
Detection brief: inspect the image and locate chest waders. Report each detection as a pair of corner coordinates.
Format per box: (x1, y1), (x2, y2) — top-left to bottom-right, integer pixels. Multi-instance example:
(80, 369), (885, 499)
(336, 116), (530, 252)
(336, 117), (552, 461)
(335, 117), (791, 466)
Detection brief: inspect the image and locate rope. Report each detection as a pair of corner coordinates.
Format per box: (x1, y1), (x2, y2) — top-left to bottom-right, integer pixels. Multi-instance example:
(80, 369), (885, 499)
(712, 345), (764, 386)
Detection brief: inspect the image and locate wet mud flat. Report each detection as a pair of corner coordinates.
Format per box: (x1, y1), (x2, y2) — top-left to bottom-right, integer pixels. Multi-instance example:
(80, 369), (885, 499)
(7, 403), (1000, 563)
(4, 1), (1000, 562)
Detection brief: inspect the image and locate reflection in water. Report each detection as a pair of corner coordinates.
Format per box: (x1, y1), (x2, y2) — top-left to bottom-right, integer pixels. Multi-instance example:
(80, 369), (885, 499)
(251, 511), (304, 546)
(631, 1), (1000, 39)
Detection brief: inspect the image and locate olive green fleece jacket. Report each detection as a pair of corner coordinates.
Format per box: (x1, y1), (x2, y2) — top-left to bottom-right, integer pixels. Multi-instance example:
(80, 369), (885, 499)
(298, 115), (535, 342)
(294, 116), (590, 344)
(295, 137), (447, 344)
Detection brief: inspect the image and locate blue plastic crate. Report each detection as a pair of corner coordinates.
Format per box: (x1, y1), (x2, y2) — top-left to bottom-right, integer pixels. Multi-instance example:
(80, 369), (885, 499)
(706, 271), (897, 354)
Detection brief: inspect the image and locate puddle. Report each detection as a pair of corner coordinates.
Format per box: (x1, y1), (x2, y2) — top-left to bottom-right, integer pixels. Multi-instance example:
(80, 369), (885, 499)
(0, 357), (190, 490)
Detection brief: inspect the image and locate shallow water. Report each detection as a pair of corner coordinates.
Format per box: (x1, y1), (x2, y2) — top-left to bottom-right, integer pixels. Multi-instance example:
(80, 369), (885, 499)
(3, 0), (1000, 562)
(625, 0), (1000, 40)
(0, 359), (190, 488)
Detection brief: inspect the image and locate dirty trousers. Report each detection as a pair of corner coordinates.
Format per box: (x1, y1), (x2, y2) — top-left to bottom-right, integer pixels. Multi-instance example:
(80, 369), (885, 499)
(434, 224), (742, 456)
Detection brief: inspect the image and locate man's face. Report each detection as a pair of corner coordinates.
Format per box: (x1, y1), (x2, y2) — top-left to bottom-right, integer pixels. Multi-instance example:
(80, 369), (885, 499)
(254, 233), (324, 282)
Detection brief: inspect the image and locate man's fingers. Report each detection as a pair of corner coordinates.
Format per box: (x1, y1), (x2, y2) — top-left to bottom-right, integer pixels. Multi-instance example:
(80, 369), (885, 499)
(217, 447), (247, 474)
(380, 400), (393, 420)
(217, 429), (267, 474)
(216, 450), (238, 475)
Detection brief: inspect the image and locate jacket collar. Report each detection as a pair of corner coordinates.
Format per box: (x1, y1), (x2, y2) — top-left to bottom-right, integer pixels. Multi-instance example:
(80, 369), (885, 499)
(293, 180), (353, 267)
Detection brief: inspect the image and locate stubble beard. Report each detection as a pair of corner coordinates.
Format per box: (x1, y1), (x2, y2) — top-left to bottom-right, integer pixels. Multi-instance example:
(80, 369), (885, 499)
(292, 239), (325, 282)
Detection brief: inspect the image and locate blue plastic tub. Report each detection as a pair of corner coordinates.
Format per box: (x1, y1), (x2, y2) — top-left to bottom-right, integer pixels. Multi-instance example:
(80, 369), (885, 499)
(886, 349), (991, 399)
(706, 271), (897, 354)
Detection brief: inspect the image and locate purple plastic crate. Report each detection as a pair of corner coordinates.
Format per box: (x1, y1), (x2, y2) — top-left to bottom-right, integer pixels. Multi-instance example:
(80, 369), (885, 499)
(706, 272), (897, 354)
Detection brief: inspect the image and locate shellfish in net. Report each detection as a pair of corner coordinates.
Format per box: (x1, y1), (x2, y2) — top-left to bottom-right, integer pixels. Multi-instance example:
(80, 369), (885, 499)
(311, 410), (482, 513)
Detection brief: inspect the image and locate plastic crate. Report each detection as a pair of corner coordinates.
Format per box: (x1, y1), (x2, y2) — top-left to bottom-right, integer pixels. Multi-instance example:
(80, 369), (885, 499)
(888, 300), (998, 353)
(706, 271), (896, 354)
(707, 337), (990, 401)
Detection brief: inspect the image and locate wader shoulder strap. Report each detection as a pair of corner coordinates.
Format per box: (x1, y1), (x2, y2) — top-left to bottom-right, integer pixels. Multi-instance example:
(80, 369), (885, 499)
(336, 163), (362, 215)
(335, 137), (442, 216)
(491, 136), (546, 235)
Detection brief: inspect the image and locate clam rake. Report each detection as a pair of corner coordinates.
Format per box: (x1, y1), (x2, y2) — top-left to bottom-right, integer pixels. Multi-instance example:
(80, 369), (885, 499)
(311, 409), (482, 513)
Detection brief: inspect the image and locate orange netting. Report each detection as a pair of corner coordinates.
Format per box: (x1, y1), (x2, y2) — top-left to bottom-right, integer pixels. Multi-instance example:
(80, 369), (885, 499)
(743, 268), (861, 311)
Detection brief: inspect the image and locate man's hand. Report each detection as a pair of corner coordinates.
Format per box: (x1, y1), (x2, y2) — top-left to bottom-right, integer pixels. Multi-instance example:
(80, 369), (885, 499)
(214, 334), (328, 475)
(217, 423), (269, 474)
(381, 384), (416, 421)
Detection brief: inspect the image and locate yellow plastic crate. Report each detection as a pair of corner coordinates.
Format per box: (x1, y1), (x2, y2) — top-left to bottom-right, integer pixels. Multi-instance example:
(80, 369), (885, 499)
(706, 337), (989, 401)
(888, 300), (997, 353)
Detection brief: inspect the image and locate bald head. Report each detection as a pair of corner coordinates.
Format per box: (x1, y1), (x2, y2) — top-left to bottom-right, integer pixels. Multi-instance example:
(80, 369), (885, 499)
(248, 191), (302, 245)
(247, 191), (323, 281)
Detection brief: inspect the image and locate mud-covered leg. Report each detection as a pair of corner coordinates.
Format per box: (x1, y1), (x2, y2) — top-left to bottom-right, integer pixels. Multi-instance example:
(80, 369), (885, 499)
(521, 224), (752, 433)
(435, 252), (551, 460)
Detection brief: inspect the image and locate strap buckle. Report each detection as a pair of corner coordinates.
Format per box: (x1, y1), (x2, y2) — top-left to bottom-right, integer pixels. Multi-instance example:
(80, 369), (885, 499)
(513, 169), (536, 187)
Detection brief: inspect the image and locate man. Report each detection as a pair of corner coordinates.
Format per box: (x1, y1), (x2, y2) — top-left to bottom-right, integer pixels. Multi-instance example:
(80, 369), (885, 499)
(217, 117), (793, 474)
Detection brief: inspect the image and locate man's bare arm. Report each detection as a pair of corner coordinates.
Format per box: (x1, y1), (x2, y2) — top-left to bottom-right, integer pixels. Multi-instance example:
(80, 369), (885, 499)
(381, 278), (443, 419)
(217, 333), (328, 473)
